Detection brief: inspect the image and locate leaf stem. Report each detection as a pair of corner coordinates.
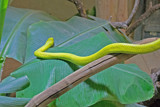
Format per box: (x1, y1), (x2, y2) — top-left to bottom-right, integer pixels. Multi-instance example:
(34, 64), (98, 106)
(0, 0), (9, 44)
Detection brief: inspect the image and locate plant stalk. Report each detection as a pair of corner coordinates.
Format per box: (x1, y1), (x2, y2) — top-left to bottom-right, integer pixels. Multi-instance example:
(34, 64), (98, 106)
(0, 0), (9, 44)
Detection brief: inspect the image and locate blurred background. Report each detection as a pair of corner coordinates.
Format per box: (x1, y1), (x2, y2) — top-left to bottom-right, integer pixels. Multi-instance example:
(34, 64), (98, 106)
(10, 0), (134, 21)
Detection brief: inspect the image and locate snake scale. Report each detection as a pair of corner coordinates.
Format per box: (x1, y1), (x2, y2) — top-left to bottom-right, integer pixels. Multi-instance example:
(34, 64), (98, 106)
(34, 37), (160, 66)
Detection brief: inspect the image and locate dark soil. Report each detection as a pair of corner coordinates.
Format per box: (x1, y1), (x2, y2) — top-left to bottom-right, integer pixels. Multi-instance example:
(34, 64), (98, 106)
(149, 99), (160, 107)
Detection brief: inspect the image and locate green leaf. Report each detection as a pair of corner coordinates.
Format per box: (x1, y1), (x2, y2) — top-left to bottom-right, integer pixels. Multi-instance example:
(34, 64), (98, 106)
(0, 7), (55, 64)
(101, 64), (153, 104)
(0, 76), (30, 107)
(0, 96), (30, 107)
(91, 100), (146, 107)
(0, 76), (16, 86)
(0, 76), (30, 93)
(11, 33), (154, 106)
(90, 100), (124, 107)
(0, 0), (9, 42)
(0, 7), (56, 79)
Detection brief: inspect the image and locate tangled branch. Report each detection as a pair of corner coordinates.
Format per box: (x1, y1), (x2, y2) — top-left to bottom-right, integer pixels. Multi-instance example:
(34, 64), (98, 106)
(126, 3), (160, 35)
(111, 0), (140, 29)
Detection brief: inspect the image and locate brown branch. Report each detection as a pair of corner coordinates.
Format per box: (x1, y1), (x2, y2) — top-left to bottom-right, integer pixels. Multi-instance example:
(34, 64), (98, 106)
(111, 0), (140, 29)
(68, 0), (87, 18)
(26, 54), (133, 107)
(25, 38), (158, 107)
(126, 3), (160, 35)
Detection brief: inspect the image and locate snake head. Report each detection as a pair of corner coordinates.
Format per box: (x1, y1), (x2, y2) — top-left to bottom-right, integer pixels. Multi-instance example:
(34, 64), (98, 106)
(46, 37), (54, 46)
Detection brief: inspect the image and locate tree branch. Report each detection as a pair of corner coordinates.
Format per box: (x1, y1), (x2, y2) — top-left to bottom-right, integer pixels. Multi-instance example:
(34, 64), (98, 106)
(111, 0), (140, 29)
(68, 0), (87, 18)
(25, 38), (158, 107)
(26, 54), (134, 107)
(126, 3), (160, 35)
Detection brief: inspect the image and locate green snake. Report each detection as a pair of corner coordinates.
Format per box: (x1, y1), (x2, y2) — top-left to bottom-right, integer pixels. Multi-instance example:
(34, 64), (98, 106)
(34, 37), (160, 66)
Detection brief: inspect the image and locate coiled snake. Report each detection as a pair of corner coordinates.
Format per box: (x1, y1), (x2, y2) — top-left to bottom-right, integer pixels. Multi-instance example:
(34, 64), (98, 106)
(34, 37), (160, 66)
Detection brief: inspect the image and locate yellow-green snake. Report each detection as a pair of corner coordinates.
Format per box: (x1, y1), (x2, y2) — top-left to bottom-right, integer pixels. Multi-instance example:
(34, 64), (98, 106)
(34, 37), (160, 66)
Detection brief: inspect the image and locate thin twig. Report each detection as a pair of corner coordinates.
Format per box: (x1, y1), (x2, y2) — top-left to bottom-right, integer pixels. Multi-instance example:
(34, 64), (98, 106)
(25, 38), (158, 107)
(68, 0), (87, 18)
(111, 0), (140, 29)
(148, 1), (153, 9)
(126, 3), (160, 35)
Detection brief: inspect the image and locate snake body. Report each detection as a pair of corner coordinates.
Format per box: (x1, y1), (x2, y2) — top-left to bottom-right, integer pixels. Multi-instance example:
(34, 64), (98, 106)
(34, 37), (160, 66)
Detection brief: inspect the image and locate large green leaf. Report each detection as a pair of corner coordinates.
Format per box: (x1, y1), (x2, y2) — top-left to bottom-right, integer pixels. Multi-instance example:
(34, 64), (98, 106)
(0, 6), (56, 80)
(0, 7), (55, 64)
(11, 33), (154, 106)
